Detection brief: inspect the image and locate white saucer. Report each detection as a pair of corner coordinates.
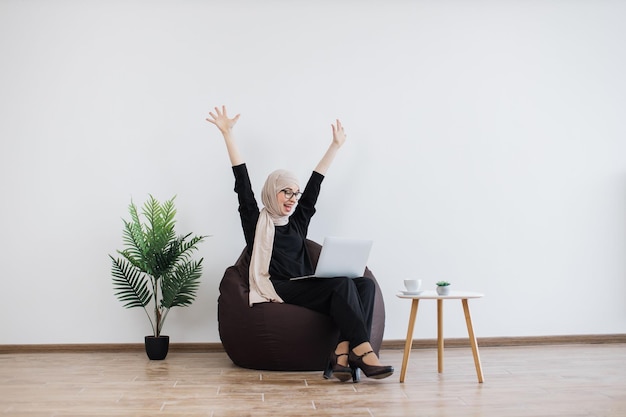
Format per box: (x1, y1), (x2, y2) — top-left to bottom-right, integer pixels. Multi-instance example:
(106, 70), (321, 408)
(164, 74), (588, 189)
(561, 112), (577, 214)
(399, 290), (424, 295)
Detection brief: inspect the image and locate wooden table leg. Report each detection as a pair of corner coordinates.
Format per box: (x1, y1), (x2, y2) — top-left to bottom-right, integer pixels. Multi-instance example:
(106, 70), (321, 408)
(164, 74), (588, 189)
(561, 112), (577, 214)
(462, 299), (484, 383)
(399, 299), (419, 383)
(437, 299), (444, 373)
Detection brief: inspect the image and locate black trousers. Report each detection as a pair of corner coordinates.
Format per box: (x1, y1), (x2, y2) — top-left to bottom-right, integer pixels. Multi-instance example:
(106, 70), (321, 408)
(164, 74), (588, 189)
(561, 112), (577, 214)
(272, 277), (376, 349)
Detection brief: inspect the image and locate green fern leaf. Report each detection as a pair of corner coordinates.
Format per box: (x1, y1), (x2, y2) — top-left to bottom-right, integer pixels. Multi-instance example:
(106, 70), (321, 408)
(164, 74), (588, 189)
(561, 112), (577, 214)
(161, 259), (203, 308)
(110, 256), (151, 308)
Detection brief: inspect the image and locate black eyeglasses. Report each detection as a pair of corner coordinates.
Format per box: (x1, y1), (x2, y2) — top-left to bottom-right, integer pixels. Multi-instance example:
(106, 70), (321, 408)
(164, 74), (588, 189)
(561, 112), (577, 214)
(280, 188), (302, 201)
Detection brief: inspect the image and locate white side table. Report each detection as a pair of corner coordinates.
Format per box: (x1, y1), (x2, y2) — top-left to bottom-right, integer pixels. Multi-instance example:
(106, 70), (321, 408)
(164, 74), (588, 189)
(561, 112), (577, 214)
(396, 290), (485, 383)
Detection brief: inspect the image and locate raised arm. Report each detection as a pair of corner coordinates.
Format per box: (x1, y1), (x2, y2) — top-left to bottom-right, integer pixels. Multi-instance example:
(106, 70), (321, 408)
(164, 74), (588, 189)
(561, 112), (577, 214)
(206, 105), (243, 166)
(314, 119), (347, 175)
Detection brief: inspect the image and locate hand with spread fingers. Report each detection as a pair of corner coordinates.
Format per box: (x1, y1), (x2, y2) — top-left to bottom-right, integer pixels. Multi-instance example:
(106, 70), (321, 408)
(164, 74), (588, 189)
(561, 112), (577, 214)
(206, 105), (243, 166)
(206, 105), (240, 134)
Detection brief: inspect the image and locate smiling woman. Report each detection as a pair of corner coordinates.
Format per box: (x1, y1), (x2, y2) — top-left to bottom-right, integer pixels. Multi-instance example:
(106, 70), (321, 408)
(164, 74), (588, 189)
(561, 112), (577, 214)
(205, 105), (394, 382)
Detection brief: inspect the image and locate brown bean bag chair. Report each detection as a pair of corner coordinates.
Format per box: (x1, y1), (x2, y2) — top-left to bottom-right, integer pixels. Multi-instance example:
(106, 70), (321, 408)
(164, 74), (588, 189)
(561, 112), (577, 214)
(218, 239), (386, 371)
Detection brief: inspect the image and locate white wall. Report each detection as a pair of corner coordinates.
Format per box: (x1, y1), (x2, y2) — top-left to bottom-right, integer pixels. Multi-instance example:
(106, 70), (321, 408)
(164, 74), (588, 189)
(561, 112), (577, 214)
(1, 0), (625, 345)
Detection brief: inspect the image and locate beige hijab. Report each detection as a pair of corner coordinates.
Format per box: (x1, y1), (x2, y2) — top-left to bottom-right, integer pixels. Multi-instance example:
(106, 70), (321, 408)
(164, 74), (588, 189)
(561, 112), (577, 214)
(248, 169), (300, 306)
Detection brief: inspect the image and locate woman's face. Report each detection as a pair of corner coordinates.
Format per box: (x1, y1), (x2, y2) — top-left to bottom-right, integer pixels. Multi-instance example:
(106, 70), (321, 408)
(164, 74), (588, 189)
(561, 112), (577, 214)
(276, 185), (300, 216)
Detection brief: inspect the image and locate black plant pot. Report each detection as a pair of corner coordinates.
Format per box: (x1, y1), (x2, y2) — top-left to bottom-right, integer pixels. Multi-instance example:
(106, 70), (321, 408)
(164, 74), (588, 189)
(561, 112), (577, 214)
(144, 335), (169, 360)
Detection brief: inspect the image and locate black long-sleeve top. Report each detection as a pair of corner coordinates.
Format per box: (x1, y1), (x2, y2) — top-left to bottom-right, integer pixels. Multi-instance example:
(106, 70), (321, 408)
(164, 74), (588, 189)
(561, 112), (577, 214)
(232, 163), (324, 280)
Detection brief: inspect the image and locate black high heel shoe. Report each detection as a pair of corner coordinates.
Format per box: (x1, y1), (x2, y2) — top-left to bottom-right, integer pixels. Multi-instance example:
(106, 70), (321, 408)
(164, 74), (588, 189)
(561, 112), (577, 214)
(323, 352), (353, 382)
(348, 350), (394, 380)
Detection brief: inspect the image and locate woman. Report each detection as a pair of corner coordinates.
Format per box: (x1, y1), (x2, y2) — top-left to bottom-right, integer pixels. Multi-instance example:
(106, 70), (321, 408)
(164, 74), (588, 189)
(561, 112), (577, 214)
(206, 105), (393, 382)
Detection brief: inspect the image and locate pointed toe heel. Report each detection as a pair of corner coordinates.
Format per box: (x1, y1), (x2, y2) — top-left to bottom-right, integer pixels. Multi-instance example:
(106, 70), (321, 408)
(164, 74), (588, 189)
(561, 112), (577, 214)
(349, 350), (394, 380)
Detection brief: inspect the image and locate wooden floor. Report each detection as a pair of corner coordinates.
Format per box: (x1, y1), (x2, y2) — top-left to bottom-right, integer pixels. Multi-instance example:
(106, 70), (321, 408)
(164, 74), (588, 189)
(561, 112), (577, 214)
(1, 344), (625, 416)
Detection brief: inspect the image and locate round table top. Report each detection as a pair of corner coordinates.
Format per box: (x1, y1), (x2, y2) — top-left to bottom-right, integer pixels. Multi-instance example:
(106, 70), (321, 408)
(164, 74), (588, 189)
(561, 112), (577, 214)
(396, 290), (484, 300)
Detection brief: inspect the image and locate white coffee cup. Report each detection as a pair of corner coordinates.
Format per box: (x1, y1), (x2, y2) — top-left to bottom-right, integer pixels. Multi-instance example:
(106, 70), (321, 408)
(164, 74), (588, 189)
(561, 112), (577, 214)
(404, 279), (422, 292)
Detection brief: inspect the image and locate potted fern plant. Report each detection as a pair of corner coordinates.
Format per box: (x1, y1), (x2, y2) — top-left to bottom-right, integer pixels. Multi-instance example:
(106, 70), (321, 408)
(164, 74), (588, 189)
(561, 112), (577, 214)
(109, 195), (206, 360)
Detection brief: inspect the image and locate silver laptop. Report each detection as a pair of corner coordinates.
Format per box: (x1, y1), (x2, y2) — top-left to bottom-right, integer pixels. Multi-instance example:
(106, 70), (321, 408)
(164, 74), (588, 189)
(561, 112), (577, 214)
(290, 237), (373, 280)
